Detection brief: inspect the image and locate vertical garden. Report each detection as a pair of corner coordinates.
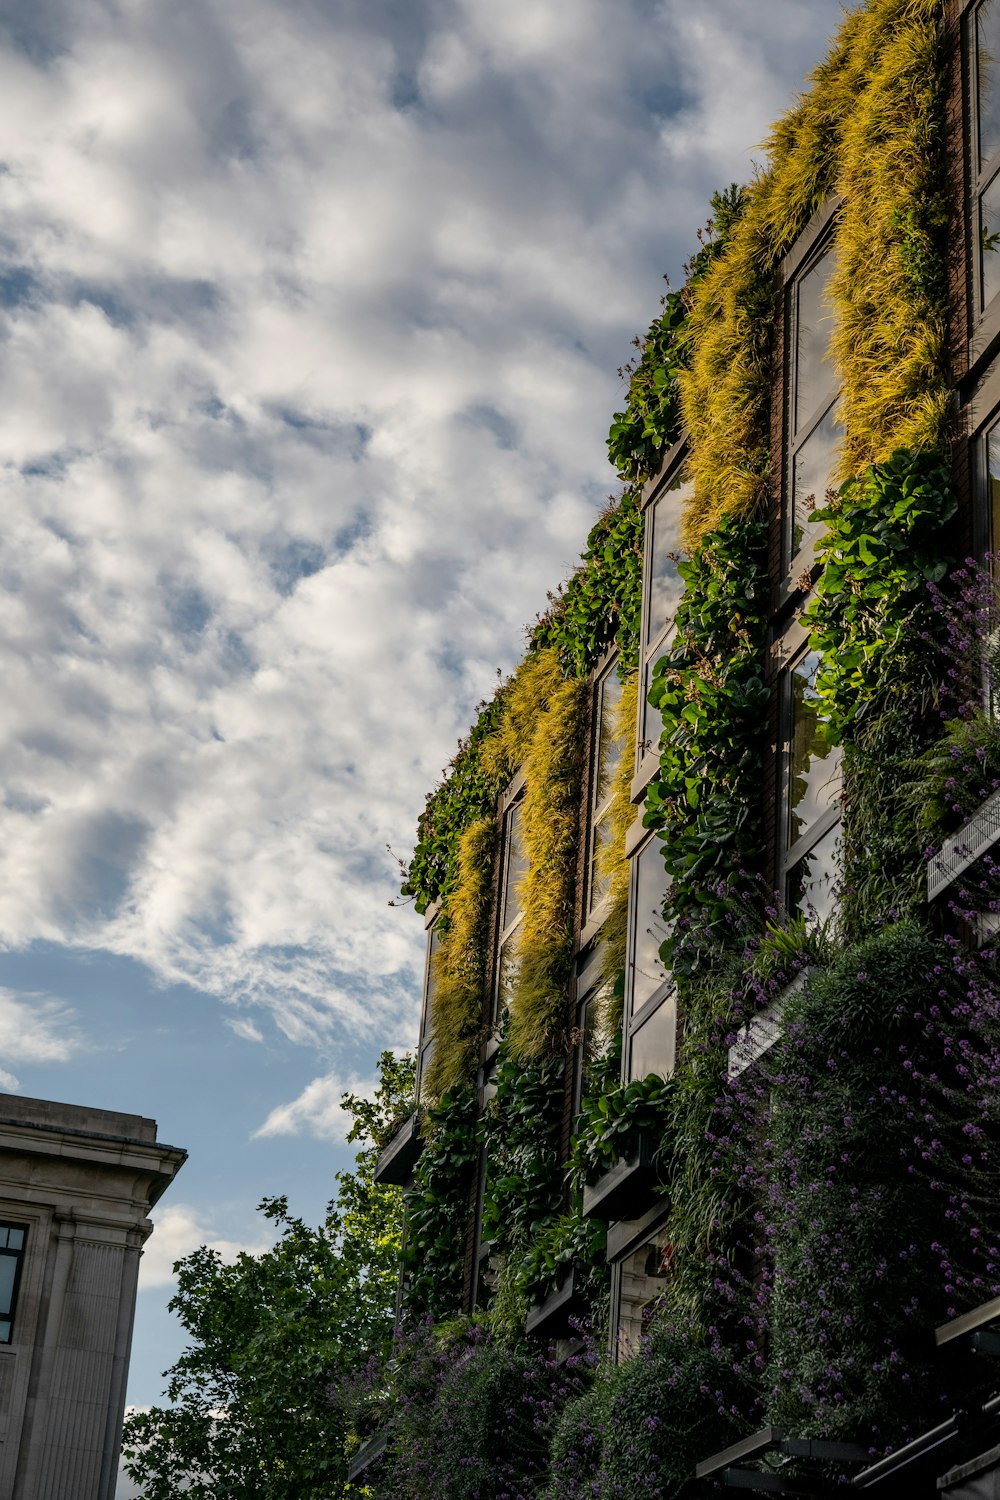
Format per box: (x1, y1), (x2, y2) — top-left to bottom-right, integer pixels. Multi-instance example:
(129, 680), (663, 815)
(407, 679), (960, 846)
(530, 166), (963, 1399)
(360, 2), (1000, 1496)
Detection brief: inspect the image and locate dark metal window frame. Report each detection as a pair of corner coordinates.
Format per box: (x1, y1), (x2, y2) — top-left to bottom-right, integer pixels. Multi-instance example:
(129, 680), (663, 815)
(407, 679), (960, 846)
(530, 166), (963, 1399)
(633, 435), (689, 791)
(776, 628), (843, 913)
(970, 0), (1000, 331)
(414, 904), (441, 1103)
(620, 827), (677, 1086)
(0, 1221), (28, 1345)
(489, 772), (527, 1034)
(782, 214), (841, 584)
(581, 649), (623, 932)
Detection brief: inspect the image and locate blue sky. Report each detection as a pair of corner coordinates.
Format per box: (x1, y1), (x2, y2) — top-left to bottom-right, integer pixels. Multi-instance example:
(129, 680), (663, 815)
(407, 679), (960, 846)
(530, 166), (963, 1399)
(0, 0), (846, 1491)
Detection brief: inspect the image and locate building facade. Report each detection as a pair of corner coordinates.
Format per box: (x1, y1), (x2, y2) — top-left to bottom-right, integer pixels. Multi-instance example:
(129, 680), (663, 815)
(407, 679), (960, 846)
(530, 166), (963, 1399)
(0, 1093), (185, 1500)
(366, 0), (1000, 1494)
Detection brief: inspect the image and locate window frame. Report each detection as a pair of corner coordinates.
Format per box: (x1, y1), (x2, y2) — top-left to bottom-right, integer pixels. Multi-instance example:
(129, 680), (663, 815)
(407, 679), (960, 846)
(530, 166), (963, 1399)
(633, 438), (689, 789)
(969, 0), (1000, 334)
(620, 827), (677, 1086)
(582, 650), (625, 930)
(782, 222), (841, 585)
(775, 627), (843, 924)
(414, 905), (441, 1103)
(489, 773), (527, 1035)
(0, 1222), (28, 1345)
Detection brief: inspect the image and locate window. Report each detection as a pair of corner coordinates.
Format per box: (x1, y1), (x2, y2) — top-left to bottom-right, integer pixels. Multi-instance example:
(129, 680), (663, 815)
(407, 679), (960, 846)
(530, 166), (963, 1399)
(785, 240), (840, 573)
(622, 835), (676, 1084)
(781, 648), (843, 925)
(572, 946), (615, 1116)
(492, 791), (527, 1029)
(974, 0), (1000, 315)
(415, 916), (440, 1102)
(0, 1223), (27, 1343)
(611, 1218), (672, 1360)
(586, 663), (624, 919)
(636, 471), (688, 769)
(983, 416), (1000, 560)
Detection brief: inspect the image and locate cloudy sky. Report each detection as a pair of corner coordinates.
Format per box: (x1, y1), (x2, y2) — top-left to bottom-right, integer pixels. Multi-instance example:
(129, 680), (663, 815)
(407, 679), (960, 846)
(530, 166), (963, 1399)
(0, 0), (845, 1483)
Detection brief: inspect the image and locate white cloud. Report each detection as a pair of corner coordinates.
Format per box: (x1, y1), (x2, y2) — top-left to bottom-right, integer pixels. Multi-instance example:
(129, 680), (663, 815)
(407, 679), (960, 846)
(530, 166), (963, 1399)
(0, 988), (83, 1078)
(225, 1014), (264, 1044)
(0, 0), (846, 1049)
(254, 1069), (377, 1143)
(139, 1202), (274, 1290)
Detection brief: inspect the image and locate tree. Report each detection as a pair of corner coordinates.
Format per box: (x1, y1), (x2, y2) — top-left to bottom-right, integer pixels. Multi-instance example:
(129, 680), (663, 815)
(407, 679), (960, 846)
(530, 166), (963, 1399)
(122, 1051), (414, 1499)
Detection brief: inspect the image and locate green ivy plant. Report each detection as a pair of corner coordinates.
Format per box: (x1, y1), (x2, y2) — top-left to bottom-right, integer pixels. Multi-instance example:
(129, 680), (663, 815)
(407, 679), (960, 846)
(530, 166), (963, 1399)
(402, 1088), (480, 1322)
(803, 449), (956, 744)
(642, 512), (769, 957)
(530, 490), (645, 678)
(607, 185), (748, 484)
(480, 1052), (566, 1260)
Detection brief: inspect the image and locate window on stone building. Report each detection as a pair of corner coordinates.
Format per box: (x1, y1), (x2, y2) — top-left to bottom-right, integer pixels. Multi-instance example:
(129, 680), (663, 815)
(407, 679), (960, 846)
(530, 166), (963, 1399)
(0, 1223), (27, 1343)
(492, 790), (527, 1029)
(974, 0), (1000, 314)
(781, 647), (842, 925)
(785, 238), (840, 575)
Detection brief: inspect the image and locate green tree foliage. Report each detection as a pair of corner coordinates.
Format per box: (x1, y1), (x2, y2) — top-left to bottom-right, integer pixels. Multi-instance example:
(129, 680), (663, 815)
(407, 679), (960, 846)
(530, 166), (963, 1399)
(121, 1052), (413, 1500)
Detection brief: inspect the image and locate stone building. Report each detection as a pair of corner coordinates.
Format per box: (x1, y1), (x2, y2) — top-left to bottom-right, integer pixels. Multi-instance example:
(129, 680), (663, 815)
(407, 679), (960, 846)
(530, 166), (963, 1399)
(0, 1092), (185, 1500)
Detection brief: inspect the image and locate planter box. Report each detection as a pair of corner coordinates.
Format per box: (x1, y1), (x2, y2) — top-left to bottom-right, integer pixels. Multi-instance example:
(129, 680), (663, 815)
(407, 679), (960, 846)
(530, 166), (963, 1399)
(372, 1111), (422, 1188)
(929, 790), (1000, 902)
(525, 1266), (580, 1337)
(582, 1132), (658, 1223)
(347, 1428), (389, 1482)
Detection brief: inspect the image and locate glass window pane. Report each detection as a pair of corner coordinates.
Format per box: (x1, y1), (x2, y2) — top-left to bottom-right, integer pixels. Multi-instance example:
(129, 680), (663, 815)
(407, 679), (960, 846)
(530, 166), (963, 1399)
(579, 979), (614, 1092)
(0, 1256), (16, 1319)
(794, 248), (838, 432)
(589, 810), (615, 916)
(6, 1230), (22, 1252)
(988, 423), (1000, 556)
(788, 821), (841, 927)
(644, 485), (688, 650)
(980, 0), (1000, 170)
(0, 1230), (7, 1250)
(422, 923), (440, 1038)
(614, 1223), (672, 1360)
(629, 841), (672, 1015)
(788, 653), (843, 847)
(495, 937), (521, 1020)
(0, 1320), (10, 1344)
(500, 802), (527, 933)
(594, 670), (624, 811)
(629, 993), (676, 1083)
(638, 628), (674, 766)
(791, 401), (840, 559)
(982, 169), (1000, 311)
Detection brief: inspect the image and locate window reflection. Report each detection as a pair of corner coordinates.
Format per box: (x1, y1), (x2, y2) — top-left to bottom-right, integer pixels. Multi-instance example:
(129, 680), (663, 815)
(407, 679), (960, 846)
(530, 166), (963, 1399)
(795, 247), (838, 430)
(629, 993), (676, 1083)
(614, 1223), (672, 1360)
(788, 652), (842, 847)
(594, 671), (624, 810)
(630, 840), (672, 1014)
(791, 404), (841, 558)
(988, 424), (1000, 558)
(500, 802), (527, 931)
(788, 821), (841, 926)
(980, 0), (1000, 171)
(983, 169), (1000, 312)
(645, 486), (687, 649)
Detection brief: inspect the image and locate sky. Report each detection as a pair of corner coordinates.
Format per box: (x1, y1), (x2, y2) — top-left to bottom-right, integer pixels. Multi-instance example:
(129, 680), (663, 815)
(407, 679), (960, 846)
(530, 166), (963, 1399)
(0, 0), (846, 1490)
